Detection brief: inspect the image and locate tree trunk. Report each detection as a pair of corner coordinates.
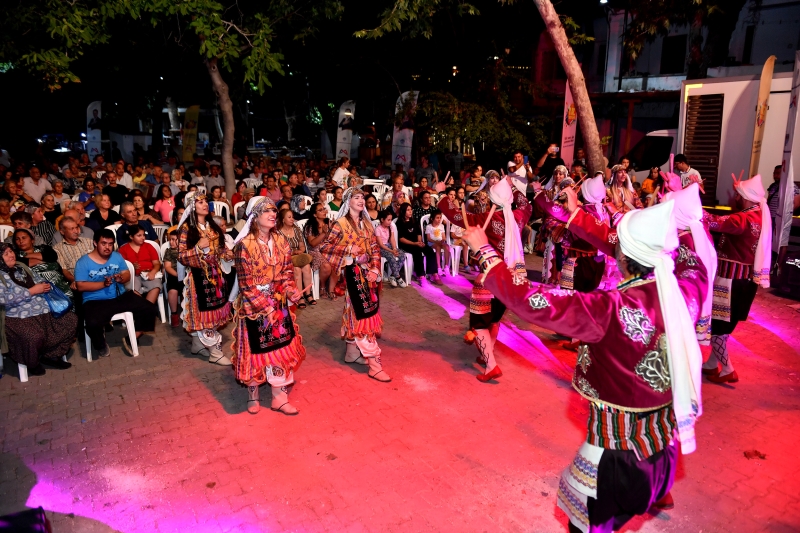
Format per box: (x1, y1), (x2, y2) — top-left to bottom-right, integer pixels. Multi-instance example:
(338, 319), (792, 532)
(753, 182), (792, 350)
(206, 58), (236, 198)
(532, 0), (604, 175)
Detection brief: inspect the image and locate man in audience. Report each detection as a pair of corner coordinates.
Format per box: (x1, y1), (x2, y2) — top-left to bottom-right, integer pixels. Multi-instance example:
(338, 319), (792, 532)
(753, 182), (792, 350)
(92, 154), (106, 169)
(277, 184), (294, 209)
(205, 163), (225, 190)
(115, 161), (134, 189)
(6, 211), (45, 245)
(382, 176), (406, 210)
(416, 156), (437, 185)
(103, 171), (130, 206)
(116, 201), (158, 246)
(258, 174), (282, 201)
(52, 208), (95, 244)
(236, 188), (256, 221)
(53, 216), (95, 333)
(288, 172), (312, 197)
(306, 170), (324, 198)
(674, 154), (704, 193)
(21, 166), (52, 204)
(75, 229), (157, 358)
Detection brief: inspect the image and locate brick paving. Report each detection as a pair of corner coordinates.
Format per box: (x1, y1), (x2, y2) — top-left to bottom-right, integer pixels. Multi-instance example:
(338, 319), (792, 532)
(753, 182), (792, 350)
(1, 255), (799, 532)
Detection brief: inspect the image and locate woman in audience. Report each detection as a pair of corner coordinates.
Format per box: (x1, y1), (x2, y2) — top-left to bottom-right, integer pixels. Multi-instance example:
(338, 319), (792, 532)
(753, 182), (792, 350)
(89, 194), (122, 229)
(0, 199), (12, 225)
(414, 177), (435, 199)
(374, 209), (407, 287)
(364, 193), (380, 220)
(231, 196), (307, 415)
(154, 185), (176, 223)
(131, 193), (162, 225)
(304, 202), (335, 299)
(163, 230), (183, 327)
(231, 180), (247, 207)
(40, 194), (62, 225)
(51, 180), (71, 207)
(328, 186), (343, 212)
(290, 195), (312, 222)
(277, 209), (315, 307)
(209, 186), (231, 221)
(79, 178), (98, 211)
(0, 243), (77, 376)
(395, 202), (438, 285)
(13, 228), (73, 300)
(118, 224), (162, 305)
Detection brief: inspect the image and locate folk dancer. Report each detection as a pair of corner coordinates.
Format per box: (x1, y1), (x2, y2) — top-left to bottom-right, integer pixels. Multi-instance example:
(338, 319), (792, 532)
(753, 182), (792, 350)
(177, 191), (233, 366)
(702, 173), (771, 383)
(607, 164), (643, 215)
(536, 165), (570, 283)
(438, 171), (532, 382)
(319, 187), (391, 382)
(463, 200), (706, 532)
(230, 197), (307, 415)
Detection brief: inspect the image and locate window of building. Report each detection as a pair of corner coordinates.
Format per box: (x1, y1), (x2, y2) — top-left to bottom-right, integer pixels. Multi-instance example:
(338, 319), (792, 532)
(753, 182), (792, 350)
(660, 34), (688, 74)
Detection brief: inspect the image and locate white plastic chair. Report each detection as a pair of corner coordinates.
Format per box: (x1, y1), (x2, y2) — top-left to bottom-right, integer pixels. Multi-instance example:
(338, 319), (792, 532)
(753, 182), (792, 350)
(196, 185), (207, 195)
(390, 218), (413, 286)
(160, 241), (172, 311)
(362, 178), (384, 188)
(244, 178), (261, 189)
(84, 260), (140, 361)
(212, 202), (231, 223)
(233, 201), (245, 221)
(402, 186), (413, 200)
(106, 225), (119, 249)
(0, 225), (13, 241)
(1, 350), (67, 383)
(153, 224), (168, 243)
(145, 240), (167, 324)
(326, 193), (334, 204)
(373, 184), (390, 199)
(419, 213), (447, 274)
(295, 218), (308, 231)
(112, 205), (120, 213)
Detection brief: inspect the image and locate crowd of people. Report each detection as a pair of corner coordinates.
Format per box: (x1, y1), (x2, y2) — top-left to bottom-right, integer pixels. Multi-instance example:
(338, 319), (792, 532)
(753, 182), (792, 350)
(0, 141), (789, 532)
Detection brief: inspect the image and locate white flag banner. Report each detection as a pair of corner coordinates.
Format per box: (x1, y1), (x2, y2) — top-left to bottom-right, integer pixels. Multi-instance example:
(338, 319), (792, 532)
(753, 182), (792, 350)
(561, 81), (578, 168)
(776, 51), (800, 249)
(392, 91), (418, 171)
(86, 101), (103, 159)
(335, 100), (356, 161)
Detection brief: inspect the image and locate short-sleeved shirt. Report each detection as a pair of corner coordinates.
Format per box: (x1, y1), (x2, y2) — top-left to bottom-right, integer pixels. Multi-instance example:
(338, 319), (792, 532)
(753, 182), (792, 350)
(119, 241), (159, 274)
(22, 177), (52, 203)
(425, 223), (445, 242)
(75, 251), (128, 302)
(374, 224), (392, 247)
(53, 237), (95, 275)
(680, 168), (701, 189)
(104, 184), (129, 206)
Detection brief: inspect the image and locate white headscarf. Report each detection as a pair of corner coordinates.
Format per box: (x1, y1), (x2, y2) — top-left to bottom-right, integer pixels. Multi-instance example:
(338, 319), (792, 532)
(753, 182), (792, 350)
(610, 164), (634, 193)
(544, 165), (569, 191)
(734, 175), (772, 287)
(176, 190), (202, 230)
(232, 196), (276, 247)
(336, 187), (370, 222)
(664, 183), (717, 337)
(617, 200), (702, 454)
(581, 172), (608, 225)
(488, 178), (527, 284)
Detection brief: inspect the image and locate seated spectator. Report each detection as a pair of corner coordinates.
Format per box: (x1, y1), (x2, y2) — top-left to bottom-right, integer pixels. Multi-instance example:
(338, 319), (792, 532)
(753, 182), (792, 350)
(277, 184), (294, 210)
(117, 202), (157, 247)
(52, 216), (94, 330)
(212, 216), (235, 250)
(53, 205), (96, 244)
(304, 202), (336, 298)
(230, 180), (247, 207)
(374, 209), (407, 287)
(78, 178), (98, 211)
(75, 229), (157, 358)
(288, 172), (312, 197)
(0, 243), (77, 376)
(412, 190), (436, 222)
(236, 188), (255, 221)
(40, 193), (62, 225)
(153, 184), (177, 223)
(396, 202), (438, 285)
(0, 199), (12, 225)
(1, 180), (27, 213)
(171, 169), (189, 191)
(382, 176), (406, 210)
(290, 195), (313, 221)
(364, 194), (379, 220)
(131, 193), (162, 225)
(5, 211), (45, 246)
(424, 209), (450, 277)
(414, 177), (435, 198)
(162, 230), (183, 327)
(51, 180), (72, 207)
(118, 224), (162, 305)
(103, 171), (129, 206)
(13, 228), (73, 299)
(209, 186), (231, 221)
(277, 209), (315, 307)
(21, 166), (52, 204)
(29, 206), (57, 246)
(165, 206), (185, 242)
(89, 194), (122, 229)
(328, 186), (343, 212)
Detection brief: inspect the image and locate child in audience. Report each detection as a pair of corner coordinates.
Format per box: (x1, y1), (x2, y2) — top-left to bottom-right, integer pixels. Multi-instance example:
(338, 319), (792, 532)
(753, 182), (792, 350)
(163, 230), (183, 327)
(374, 210), (407, 287)
(425, 210), (450, 275)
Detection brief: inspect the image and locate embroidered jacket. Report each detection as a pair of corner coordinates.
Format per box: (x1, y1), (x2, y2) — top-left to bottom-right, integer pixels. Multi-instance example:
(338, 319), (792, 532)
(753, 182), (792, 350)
(234, 232), (296, 318)
(437, 188), (532, 252)
(319, 215), (381, 273)
(481, 235), (707, 417)
(703, 207), (761, 281)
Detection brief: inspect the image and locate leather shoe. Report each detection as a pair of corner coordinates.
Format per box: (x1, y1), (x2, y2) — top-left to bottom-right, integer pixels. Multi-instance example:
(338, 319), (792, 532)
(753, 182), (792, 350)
(653, 492), (674, 510)
(477, 365), (502, 382)
(707, 370), (739, 384)
(701, 366), (719, 376)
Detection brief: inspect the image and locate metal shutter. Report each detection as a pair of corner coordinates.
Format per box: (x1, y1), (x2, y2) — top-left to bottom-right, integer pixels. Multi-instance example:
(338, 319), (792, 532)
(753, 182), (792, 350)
(683, 94), (724, 205)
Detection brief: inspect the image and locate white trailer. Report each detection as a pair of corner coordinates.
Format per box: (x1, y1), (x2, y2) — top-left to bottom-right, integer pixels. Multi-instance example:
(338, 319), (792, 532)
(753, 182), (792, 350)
(676, 71), (793, 205)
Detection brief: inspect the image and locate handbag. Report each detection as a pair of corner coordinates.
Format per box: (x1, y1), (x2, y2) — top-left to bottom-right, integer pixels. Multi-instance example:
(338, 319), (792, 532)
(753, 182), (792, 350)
(291, 253), (313, 268)
(42, 282), (73, 318)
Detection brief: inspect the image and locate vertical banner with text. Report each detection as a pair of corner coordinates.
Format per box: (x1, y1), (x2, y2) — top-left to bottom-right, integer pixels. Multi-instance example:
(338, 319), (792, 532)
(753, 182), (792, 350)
(335, 100), (356, 161)
(561, 81), (578, 169)
(392, 91), (418, 171)
(182, 105), (200, 162)
(86, 101), (103, 159)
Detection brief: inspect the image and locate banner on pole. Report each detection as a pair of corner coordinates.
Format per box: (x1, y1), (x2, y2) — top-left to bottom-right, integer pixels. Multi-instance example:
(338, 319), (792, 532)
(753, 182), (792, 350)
(776, 51), (800, 249)
(391, 91), (418, 171)
(182, 105), (200, 163)
(335, 100), (356, 160)
(86, 101), (103, 159)
(561, 81), (578, 168)
(749, 55), (777, 177)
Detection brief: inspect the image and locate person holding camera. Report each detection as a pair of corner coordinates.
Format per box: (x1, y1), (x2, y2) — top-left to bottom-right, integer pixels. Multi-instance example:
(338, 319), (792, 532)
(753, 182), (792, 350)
(534, 144), (566, 188)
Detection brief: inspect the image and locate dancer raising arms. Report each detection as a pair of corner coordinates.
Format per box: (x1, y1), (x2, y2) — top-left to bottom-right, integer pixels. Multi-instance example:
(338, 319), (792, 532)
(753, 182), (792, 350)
(438, 171), (532, 382)
(320, 187), (391, 382)
(231, 197), (307, 415)
(177, 191), (233, 366)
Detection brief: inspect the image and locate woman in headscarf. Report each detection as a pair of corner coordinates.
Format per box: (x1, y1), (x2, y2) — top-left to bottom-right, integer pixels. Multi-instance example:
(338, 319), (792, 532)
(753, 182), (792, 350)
(177, 191), (234, 366)
(608, 164), (643, 214)
(320, 187), (391, 383)
(538, 165), (573, 284)
(290, 194), (312, 221)
(230, 196), (307, 415)
(13, 228), (73, 300)
(0, 243), (77, 376)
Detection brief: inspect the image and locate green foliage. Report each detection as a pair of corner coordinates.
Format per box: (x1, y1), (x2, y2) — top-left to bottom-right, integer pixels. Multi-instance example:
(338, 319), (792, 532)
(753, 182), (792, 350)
(355, 0), (479, 39)
(560, 15), (595, 46)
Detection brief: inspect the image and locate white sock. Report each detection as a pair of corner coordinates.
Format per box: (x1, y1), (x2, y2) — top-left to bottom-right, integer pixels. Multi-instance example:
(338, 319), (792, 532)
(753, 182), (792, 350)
(711, 334), (734, 375)
(475, 329), (496, 372)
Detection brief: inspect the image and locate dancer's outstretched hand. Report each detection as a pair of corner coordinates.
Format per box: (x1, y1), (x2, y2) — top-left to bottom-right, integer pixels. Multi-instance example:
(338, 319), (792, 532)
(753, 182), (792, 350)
(462, 226), (489, 253)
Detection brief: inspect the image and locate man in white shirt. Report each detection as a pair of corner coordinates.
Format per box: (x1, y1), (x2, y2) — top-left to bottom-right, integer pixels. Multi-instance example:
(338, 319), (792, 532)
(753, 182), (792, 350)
(205, 163), (226, 190)
(21, 166), (52, 204)
(114, 162), (134, 189)
(674, 153), (704, 193)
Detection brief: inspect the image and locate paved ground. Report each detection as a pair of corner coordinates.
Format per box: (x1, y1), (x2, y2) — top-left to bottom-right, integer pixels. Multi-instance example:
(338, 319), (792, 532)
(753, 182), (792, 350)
(1, 255), (799, 533)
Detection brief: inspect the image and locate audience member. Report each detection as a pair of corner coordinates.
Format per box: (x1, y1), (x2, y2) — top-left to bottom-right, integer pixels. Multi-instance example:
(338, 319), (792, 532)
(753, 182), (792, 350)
(117, 202), (158, 247)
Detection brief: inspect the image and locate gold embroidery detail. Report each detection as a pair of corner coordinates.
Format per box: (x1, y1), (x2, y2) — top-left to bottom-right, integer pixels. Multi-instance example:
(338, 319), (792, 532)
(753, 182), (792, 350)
(635, 334), (671, 393)
(577, 345), (591, 374)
